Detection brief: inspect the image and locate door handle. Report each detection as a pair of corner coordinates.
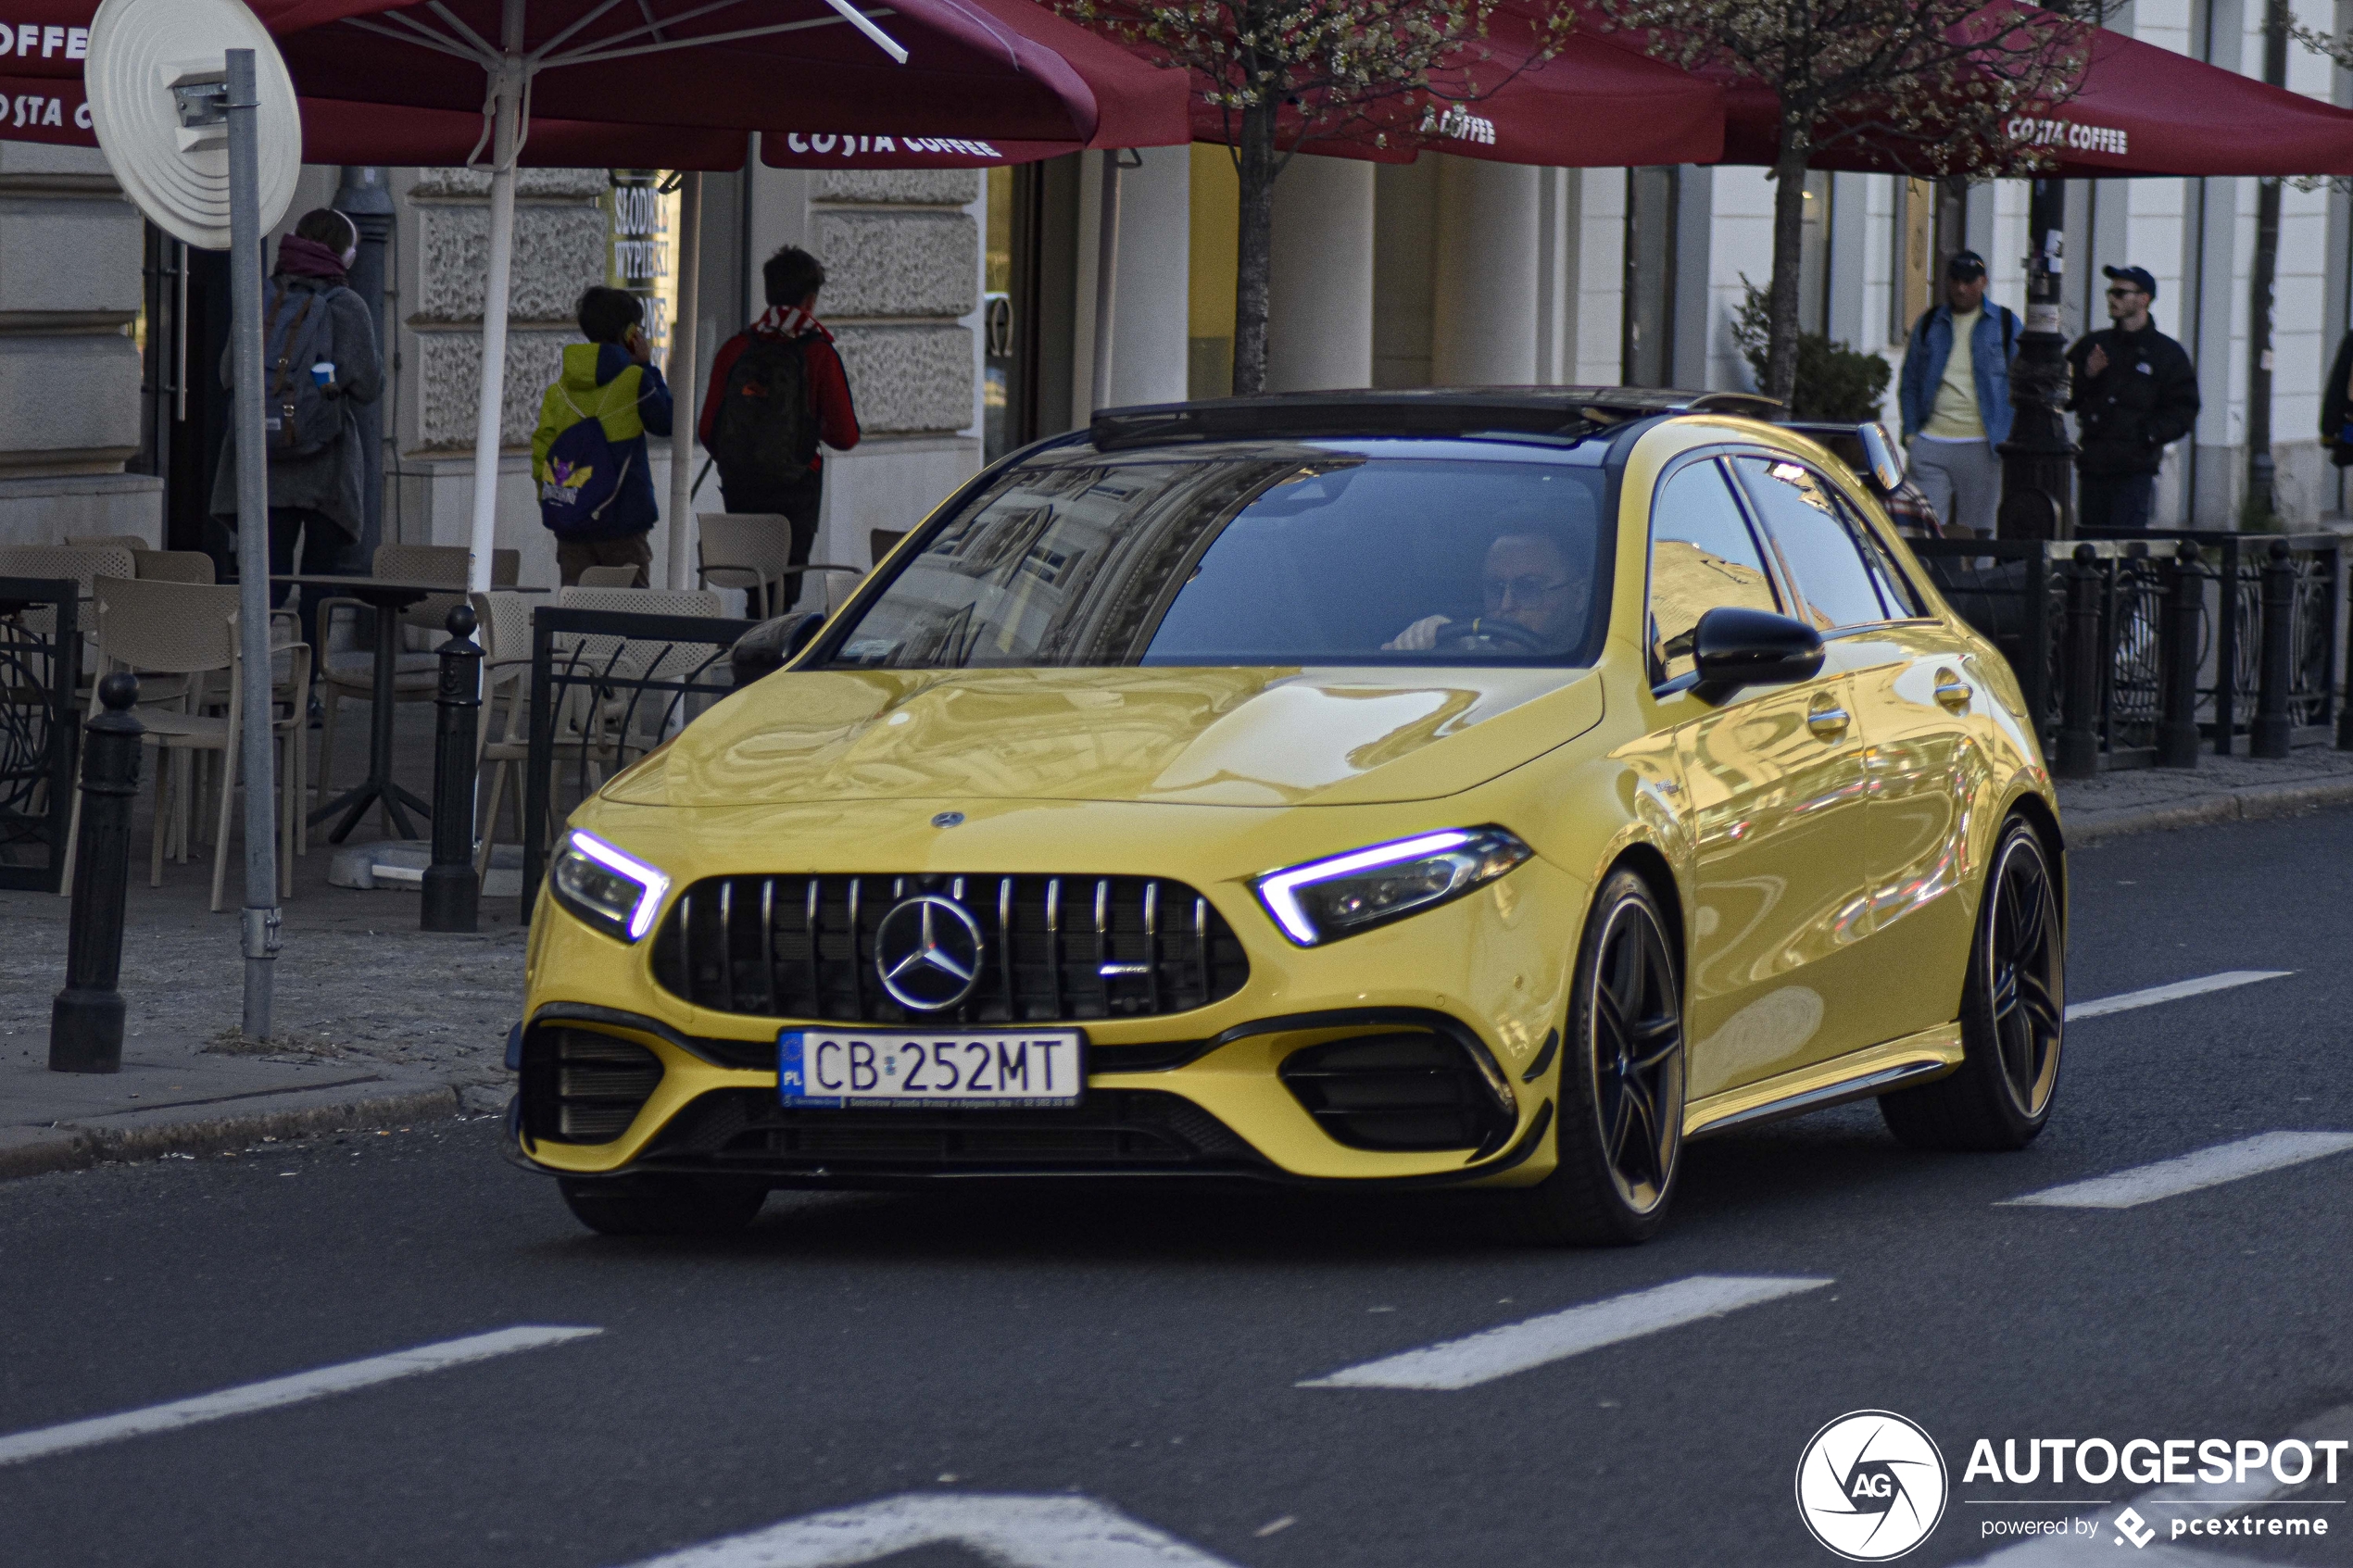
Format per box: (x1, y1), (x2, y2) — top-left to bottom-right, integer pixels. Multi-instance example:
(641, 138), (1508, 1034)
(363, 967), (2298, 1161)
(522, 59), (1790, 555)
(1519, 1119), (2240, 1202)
(1806, 698), (1850, 739)
(1933, 668), (1973, 711)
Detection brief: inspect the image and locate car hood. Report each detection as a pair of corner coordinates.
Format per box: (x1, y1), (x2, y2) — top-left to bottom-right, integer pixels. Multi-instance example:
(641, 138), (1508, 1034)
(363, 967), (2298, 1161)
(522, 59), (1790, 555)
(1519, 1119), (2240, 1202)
(611, 665), (1604, 809)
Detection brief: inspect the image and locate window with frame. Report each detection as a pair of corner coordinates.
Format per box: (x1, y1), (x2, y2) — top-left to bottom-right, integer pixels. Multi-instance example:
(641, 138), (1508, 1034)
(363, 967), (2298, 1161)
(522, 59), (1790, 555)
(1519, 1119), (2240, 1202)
(1647, 458), (1781, 681)
(1732, 456), (1898, 632)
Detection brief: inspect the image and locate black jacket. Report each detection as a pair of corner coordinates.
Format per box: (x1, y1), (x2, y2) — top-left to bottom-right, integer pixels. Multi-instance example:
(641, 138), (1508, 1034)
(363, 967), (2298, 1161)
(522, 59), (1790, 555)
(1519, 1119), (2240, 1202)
(2065, 317), (2200, 476)
(2322, 330), (2353, 469)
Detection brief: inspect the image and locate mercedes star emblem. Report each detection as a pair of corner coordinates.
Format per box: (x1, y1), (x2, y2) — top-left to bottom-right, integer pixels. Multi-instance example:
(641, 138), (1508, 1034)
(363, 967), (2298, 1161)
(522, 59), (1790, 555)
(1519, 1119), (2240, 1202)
(874, 894), (985, 1010)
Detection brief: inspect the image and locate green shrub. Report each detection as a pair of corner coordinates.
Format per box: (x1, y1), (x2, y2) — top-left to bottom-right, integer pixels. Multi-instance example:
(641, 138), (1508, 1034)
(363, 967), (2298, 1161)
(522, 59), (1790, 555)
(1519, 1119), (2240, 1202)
(1730, 275), (1893, 423)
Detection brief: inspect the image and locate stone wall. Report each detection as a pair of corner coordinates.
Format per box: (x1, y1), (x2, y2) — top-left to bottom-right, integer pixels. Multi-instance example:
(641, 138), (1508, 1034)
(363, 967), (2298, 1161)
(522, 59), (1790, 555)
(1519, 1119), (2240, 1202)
(399, 167), (609, 453)
(812, 168), (978, 435)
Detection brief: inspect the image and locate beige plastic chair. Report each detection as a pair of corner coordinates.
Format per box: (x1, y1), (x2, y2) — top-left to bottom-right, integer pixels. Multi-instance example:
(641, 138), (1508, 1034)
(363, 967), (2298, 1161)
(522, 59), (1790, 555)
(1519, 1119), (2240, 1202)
(314, 543), (517, 804)
(79, 576), (307, 910)
(697, 512), (793, 618)
(132, 550), (217, 584)
(0, 544), (139, 679)
(575, 565), (643, 588)
(65, 533), (150, 553)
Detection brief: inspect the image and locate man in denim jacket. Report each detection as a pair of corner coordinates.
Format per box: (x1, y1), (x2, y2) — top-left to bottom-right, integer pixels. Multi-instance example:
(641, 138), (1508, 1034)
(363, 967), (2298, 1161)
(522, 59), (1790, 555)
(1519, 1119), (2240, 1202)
(1898, 251), (2022, 537)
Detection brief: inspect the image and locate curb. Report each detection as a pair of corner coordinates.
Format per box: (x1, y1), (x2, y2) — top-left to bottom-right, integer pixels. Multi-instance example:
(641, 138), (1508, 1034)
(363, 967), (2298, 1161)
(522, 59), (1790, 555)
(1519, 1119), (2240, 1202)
(0, 1084), (462, 1184)
(2066, 774), (2353, 847)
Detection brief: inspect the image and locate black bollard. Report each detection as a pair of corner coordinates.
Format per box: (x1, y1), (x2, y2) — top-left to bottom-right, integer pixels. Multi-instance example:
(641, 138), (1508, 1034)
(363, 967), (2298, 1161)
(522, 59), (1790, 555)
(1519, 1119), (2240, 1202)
(2157, 541), (2204, 770)
(2252, 537), (2296, 759)
(2341, 564), (2353, 752)
(50, 673), (143, 1073)
(422, 603), (483, 933)
(2055, 544), (2103, 779)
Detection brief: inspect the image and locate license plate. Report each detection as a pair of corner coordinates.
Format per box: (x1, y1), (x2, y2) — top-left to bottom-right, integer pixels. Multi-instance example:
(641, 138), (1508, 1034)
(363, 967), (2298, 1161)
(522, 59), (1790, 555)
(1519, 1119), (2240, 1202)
(778, 1029), (1085, 1108)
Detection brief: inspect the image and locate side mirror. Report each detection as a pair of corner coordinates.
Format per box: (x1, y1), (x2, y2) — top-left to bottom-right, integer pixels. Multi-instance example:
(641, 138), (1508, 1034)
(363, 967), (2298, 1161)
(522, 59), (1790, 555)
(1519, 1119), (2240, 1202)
(1856, 421), (1905, 492)
(1692, 607), (1824, 703)
(729, 611), (826, 685)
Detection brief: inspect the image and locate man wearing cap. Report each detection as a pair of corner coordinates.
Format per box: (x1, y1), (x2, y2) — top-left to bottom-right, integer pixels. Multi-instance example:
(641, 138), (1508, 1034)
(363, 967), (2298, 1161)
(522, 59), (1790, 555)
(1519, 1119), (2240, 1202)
(2066, 265), (2199, 535)
(1898, 250), (2023, 537)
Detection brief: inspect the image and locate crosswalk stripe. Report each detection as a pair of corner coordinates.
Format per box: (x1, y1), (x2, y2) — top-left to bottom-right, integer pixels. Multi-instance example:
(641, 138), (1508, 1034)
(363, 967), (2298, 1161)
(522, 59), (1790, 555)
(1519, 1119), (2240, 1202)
(2001, 1131), (2353, 1210)
(0, 1325), (602, 1468)
(2065, 971), (2292, 1022)
(1297, 1274), (1831, 1391)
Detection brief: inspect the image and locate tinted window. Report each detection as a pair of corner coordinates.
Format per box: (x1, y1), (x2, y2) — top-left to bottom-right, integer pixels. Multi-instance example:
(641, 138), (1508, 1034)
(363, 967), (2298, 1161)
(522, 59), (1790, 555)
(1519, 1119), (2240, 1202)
(1733, 457), (1890, 631)
(1839, 495), (1927, 617)
(1648, 459), (1780, 681)
(827, 443), (1612, 669)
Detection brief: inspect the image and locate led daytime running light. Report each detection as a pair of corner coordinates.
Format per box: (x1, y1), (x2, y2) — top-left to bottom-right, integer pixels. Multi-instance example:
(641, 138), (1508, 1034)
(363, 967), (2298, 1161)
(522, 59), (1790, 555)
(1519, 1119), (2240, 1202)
(1255, 829), (1480, 946)
(560, 830), (671, 941)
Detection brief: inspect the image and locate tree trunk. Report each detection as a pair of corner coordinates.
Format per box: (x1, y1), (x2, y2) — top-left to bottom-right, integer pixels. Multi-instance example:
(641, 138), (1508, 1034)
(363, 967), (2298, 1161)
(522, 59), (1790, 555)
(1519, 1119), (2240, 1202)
(1232, 101), (1278, 395)
(1765, 129), (1813, 409)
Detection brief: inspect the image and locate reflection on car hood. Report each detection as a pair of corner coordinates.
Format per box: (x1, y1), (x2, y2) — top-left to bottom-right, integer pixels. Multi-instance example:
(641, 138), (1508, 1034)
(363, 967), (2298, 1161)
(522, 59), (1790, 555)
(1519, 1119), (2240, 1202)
(611, 665), (1604, 808)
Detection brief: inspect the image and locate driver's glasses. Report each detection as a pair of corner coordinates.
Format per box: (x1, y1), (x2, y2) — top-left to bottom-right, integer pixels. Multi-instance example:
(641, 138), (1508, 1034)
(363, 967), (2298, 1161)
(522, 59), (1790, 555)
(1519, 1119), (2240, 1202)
(1483, 574), (1573, 608)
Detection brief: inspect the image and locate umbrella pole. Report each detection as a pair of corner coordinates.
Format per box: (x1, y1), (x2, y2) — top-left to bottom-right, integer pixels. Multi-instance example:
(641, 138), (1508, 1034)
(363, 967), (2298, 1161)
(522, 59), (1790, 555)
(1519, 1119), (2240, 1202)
(1088, 150), (1126, 412)
(666, 172), (702, 593)
(465, 8), (527, 596)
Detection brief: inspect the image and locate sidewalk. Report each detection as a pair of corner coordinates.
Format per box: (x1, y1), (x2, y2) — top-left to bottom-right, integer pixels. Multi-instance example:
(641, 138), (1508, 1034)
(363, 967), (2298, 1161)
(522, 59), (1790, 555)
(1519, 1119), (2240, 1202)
(1, 705), (2349, 1180)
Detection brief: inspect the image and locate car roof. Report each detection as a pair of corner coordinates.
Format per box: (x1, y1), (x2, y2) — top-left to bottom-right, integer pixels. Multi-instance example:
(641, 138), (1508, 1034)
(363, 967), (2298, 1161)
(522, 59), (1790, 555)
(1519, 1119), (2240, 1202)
(1088, 386), (1786, 450)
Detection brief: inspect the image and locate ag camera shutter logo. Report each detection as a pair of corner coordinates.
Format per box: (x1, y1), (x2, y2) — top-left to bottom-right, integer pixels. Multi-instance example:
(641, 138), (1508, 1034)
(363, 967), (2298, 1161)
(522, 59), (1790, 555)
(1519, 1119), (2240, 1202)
(1796, 1410), (1949, 1561)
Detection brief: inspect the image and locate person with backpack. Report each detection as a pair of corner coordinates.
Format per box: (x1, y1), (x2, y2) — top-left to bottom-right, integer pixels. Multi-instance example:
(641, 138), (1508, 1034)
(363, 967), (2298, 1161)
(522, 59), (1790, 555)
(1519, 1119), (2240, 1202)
(1896, 250), (2022, 539)
(699, 245), (861, 609)
(533, 286), (673, 585)
(2067, 266), (2200, 536)
(208, 207), (384, 656)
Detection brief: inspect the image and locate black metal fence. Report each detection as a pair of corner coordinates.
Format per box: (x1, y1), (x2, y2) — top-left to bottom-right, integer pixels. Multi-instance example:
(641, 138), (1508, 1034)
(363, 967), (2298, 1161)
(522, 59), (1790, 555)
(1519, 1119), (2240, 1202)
(0, 576), (82, 892)
(521, 607), (757, 912)
(1911, 533), (2343, 775)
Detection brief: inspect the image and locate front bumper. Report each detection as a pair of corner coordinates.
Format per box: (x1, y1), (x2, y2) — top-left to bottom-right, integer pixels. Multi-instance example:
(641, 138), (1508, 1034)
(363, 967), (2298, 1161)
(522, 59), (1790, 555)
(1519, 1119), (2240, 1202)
(513, 847), (1592, 1189)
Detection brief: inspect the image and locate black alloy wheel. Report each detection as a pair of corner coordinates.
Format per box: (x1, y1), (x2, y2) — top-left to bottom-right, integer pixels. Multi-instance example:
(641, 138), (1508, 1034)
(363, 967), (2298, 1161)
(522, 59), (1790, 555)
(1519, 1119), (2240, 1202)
(1881, 814), (2065, 1151)
(558, 1173), (770, 1236)
(1498, 868), (1686, 1246)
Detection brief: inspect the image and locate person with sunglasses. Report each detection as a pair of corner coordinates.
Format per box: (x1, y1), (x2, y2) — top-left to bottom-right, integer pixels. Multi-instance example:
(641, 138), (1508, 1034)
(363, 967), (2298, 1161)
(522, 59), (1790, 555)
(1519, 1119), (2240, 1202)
(2065, 265), (2199, 536)
(1384, 526), (1592, 654)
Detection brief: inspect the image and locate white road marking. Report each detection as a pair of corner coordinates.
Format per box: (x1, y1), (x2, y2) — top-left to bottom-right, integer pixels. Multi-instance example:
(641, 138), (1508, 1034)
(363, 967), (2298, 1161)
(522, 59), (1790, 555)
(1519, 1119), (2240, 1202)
(0, 1324), (601, 1468)
(2065, 971), (2292, 1022)
(1296, 1274), (1832, 1391)
(1959, 1403), (2353, 1564)
(610, 1493), (1239, 1567)
(2001, 1131), (2353, 1210)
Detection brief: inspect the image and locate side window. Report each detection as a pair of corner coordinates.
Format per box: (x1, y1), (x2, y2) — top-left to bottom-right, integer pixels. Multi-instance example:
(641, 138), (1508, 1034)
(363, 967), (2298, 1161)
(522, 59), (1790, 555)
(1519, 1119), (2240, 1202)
(1648, 459), (1780, 681)
(1732, 457), (1891, 631)
(1838, 495), (1928, 618)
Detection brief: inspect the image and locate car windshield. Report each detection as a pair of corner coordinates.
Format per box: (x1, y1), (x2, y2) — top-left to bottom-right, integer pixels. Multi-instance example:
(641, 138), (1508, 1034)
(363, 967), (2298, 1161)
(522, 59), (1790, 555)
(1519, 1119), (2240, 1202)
(824, 439), (1612, 669)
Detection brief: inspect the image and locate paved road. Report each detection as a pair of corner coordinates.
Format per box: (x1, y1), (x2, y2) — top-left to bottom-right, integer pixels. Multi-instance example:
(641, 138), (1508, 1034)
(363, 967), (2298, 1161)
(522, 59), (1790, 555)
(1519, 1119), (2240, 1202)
(3, 809), (2352, 1567)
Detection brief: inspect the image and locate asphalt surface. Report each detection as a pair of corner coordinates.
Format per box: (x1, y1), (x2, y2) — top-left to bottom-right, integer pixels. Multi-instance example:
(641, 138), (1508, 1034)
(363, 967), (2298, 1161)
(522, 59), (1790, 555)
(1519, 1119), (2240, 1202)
(4, 808), (2352, 1567)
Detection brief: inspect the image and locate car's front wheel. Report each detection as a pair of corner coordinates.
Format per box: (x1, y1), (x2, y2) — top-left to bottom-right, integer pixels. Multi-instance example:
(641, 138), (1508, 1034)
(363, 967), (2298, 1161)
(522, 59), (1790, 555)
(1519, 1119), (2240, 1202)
(1880, 814), (2065, 1151)
(558, 1173), (769, 1236)
(1499, 869), (1686, 1246)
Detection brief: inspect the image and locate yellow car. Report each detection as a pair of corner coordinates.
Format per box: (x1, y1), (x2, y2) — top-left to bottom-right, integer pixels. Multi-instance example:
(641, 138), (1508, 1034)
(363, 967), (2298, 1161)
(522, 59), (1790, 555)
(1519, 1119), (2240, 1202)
(512, 388), (2066, 1244)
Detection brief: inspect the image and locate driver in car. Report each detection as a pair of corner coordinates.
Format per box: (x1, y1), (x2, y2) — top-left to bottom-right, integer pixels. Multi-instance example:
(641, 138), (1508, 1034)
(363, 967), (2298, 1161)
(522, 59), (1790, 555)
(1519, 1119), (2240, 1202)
(1384, 525), (1591, 652)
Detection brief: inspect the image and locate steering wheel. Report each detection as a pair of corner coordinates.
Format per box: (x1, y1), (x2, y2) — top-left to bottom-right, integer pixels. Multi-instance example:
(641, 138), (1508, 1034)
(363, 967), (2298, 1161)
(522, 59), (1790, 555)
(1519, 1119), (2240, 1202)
(1439, 616), (1548, 653)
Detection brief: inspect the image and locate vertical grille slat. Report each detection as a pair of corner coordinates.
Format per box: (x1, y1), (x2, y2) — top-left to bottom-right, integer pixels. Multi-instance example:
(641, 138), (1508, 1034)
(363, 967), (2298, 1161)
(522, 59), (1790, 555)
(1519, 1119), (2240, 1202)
(653, 871), (1247, 1024)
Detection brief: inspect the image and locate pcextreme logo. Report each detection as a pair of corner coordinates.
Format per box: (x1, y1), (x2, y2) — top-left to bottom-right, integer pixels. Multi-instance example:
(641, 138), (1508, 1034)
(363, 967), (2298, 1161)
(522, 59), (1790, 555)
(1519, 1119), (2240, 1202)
(1795, 1411), (1950, 1562)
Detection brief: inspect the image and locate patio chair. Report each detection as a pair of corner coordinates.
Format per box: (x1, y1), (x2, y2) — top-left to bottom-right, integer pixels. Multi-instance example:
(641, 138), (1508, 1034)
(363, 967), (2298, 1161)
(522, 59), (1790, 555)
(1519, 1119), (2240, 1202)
(64, 533), (151, 553)
(77, 576), (308, 911)
(575, 565), (643, 588)
(132, 550), (216, 583)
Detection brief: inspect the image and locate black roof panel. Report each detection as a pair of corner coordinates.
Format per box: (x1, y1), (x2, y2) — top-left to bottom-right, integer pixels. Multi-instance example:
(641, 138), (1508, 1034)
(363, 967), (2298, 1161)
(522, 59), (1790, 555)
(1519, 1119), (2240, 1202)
(1088, 386), (1783, 450)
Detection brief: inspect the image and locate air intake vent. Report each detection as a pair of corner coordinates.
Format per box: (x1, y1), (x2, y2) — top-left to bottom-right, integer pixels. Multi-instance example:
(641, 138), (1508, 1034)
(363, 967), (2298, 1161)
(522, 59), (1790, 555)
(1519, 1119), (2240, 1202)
(649, 873), (1250, 1025)
(521, 1026), (663, 1145)
(1278, 1031), (1514, 1152)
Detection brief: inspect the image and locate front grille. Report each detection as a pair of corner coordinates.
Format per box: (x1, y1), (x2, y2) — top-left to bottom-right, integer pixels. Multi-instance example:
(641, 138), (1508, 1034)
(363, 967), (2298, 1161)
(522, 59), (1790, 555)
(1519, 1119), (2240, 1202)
(1278, 1031), (1513, 1152)
(643, 1087), (1265, 1173)
(650, 873), (1250, 1025)
(521, 1026), (664, 1144)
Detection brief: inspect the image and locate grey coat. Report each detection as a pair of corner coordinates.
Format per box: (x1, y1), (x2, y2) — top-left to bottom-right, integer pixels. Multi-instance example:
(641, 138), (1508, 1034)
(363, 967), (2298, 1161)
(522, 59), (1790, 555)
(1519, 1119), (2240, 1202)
(208, 277), (384, 540)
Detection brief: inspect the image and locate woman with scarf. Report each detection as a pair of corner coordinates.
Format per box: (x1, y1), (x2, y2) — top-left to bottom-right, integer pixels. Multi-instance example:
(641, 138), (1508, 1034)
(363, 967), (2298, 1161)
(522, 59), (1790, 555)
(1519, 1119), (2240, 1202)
(209, 207), (384, 659)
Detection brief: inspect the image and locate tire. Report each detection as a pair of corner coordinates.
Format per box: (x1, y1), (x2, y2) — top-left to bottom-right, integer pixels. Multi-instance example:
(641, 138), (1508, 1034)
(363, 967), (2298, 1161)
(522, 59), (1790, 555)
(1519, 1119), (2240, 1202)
(1498, 869), (1686, 1247)
(1880, 815), (2065, 1152)
(558, 1173), (769, 1236)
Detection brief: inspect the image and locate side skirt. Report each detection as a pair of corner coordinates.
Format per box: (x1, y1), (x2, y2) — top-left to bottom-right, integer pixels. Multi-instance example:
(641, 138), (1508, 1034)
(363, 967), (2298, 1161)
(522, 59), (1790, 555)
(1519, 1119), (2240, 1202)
(1681, 1024), (1963, 1140)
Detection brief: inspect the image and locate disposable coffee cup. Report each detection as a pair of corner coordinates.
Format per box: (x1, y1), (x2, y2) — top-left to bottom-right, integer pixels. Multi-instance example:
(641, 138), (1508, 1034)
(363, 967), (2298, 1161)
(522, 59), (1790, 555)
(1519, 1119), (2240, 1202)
(311, 361), (335, 386)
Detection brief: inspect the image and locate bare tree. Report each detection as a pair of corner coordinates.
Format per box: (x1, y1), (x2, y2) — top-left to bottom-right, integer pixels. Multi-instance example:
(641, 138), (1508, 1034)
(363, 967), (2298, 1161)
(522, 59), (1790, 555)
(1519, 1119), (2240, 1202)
(1601, 0), (2092, 404)
(1059, 0), (1566, 394)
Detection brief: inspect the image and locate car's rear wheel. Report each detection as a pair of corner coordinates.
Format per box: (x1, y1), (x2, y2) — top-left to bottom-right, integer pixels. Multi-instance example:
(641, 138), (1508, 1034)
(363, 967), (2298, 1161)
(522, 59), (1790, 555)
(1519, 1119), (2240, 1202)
(1498, 869), (1685, 1246)
(1880, 815), (2064, 1151)
(558, 1173), (769, 1236)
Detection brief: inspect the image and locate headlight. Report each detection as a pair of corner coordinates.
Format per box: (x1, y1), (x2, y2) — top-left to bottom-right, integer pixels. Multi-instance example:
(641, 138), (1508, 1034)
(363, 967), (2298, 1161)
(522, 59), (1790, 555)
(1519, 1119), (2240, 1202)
(549, 830), (671, 942)
(1254, 827), (1532, 946)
